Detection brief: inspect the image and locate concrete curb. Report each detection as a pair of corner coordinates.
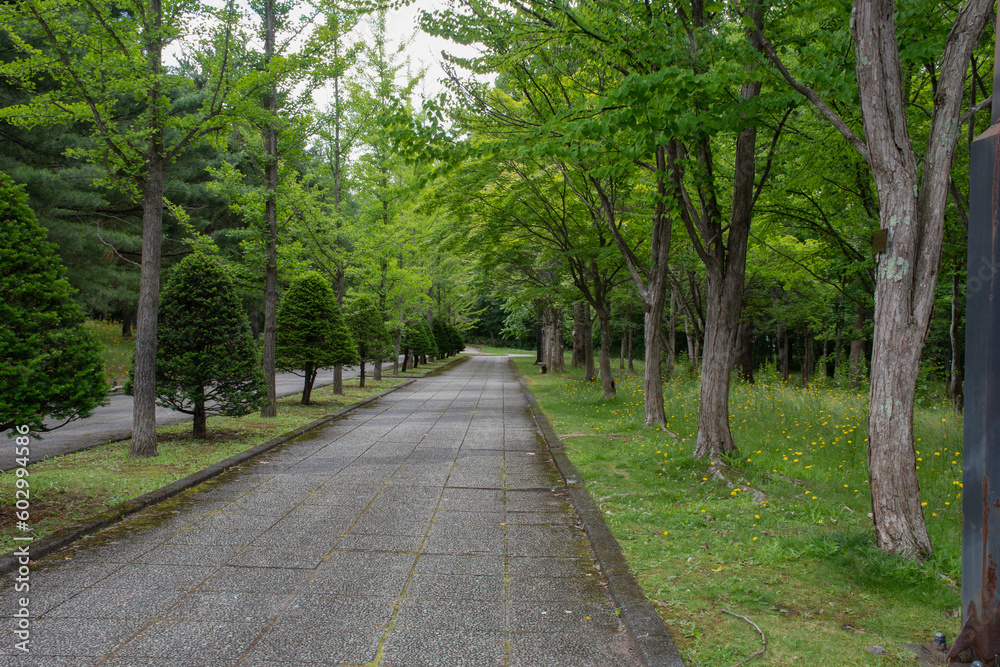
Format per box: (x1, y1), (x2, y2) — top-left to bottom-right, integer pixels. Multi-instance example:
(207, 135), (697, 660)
(511, 359), (687, 667)
(0, 358), (466, 576)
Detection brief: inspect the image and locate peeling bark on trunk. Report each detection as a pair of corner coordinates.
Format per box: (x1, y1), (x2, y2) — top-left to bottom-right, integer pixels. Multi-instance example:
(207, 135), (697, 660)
(850, 0), (992, 560)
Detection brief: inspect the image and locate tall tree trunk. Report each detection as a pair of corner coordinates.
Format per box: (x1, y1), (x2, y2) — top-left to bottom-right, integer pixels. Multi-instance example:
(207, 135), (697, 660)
(573, 302), (587, 367)
(693, 261), (745, 459)
(193, 389), (207, 439)
(129, 0), (166, 458)
(602, 145), (671, 427)
(301, 361), (314, 405)
(736, 318), (754, 384)
(129, 163), (165, 457)
(259, 0), (278, 418)
(951, 270), (963, 415)
(596, 306), (616, 399)
(359, 360), (366, 389)
(375, 358), (382, 380)
(691, 1), (761, 461)
(121, 310), (132, 337)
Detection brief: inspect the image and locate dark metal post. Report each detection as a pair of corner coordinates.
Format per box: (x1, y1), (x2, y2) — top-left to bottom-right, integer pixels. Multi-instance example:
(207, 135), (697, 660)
(949, 17), (1000, 663)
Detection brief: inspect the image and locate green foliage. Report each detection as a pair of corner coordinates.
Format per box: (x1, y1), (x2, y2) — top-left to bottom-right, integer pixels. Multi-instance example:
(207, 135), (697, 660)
(277, 272), (358, 370)
(0, 172), (107, 433)
(404, 319), (437, 357)
(346, 295), (391, 363)
(153, 252), (267, 421)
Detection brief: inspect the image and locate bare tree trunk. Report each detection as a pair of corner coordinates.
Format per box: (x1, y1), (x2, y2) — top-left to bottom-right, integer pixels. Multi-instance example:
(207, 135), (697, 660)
(596, 306), (616, 399)
(545, 308), (565, 372)
(259, 0), (278, 418)
(951, 270), (963, 415)
(359, 360), (366, 388)
(375, 359), (382, 381)
(130, 163), (165, 457)
(193, 389), (207, 439)
(301, 361), (315, 405)
(573, 302), (587, 367)
(121, 310), (132, 337)
(693, 262), (745, 459)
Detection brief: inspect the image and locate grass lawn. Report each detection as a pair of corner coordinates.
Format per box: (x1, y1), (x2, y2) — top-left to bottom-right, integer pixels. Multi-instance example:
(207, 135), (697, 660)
(84, 319), (135, 388)
(512, 355), (961, 666)
(0, 355), (461, 553)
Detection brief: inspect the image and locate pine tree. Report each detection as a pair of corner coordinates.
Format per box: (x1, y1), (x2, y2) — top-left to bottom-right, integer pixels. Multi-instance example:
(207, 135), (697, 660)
(277, 272), (357, 403)
(346, 296), (390, 388)
(153, 252), (267, 439)
(0, 172), (107, 434)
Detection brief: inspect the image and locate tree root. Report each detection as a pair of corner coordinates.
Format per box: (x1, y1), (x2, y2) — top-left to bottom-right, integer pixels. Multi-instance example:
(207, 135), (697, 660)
(722, 609), (766, 666)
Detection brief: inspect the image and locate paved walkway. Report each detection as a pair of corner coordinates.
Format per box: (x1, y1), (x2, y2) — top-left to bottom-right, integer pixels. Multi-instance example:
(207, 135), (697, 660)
(1, 364), (401, 471)
(2, 356), (641, 666)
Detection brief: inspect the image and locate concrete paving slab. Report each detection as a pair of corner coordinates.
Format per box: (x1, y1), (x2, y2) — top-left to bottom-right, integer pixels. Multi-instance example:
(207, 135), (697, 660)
(1, 356), (651, 666)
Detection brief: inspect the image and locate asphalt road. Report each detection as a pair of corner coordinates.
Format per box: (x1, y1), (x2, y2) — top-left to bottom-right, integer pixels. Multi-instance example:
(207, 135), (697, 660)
(0, 365), (382, 471)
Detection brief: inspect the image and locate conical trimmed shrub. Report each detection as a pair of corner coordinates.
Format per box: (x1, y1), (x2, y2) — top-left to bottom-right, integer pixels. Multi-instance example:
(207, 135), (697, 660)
(154, 252), (267, 437)
(0, 172), (107, 434)
(277, 272), (358, 402)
